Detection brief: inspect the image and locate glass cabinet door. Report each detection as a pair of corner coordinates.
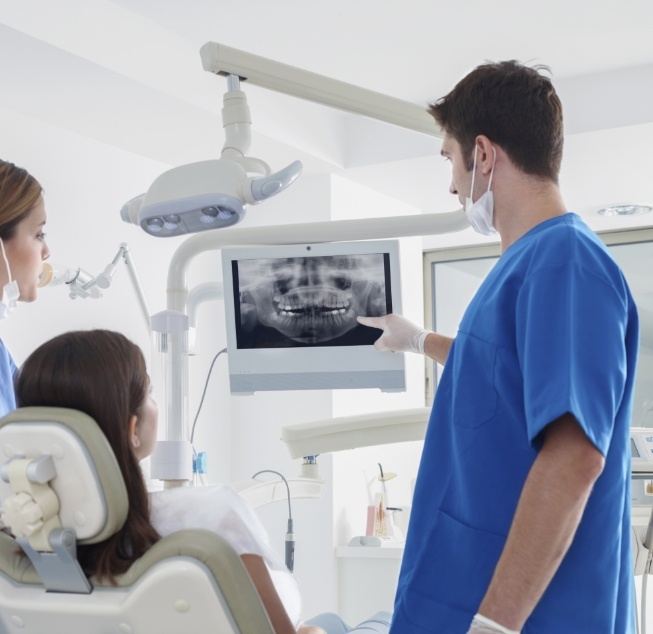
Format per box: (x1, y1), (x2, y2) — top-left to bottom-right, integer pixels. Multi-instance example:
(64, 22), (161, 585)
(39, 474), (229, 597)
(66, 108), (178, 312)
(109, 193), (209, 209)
(424, 227), (653, 426)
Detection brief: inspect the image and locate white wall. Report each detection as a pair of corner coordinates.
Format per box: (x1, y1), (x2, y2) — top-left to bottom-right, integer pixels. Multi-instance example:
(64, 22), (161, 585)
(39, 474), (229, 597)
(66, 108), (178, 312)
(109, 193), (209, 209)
(328, 176), (426, 557)
(0, 105), (183, 362)
(190, 173), (429, 620)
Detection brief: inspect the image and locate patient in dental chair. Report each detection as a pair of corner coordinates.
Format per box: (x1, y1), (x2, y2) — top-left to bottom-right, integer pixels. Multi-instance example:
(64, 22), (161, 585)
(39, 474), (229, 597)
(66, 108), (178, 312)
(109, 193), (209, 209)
(14, 329), (390, 634)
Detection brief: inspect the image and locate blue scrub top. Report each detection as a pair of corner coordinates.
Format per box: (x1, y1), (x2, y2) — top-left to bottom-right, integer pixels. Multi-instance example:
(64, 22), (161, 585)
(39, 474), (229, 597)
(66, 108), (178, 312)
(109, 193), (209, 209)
(391, 214), (639, 633)
(0, 338), (17, 418)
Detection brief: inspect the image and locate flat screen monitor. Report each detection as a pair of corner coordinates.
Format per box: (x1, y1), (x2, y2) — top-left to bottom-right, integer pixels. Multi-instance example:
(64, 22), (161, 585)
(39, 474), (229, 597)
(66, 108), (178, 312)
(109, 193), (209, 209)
(221, 239), (406, 394)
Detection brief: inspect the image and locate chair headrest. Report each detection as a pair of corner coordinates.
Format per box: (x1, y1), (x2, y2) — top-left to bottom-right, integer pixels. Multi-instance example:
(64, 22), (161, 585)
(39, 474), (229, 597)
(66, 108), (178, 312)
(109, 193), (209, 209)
(0, 407), (128, 545)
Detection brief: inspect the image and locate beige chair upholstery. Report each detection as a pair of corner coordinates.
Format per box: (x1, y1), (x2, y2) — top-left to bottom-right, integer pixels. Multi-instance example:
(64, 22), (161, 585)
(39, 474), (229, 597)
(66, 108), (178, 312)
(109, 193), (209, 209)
(0, 407), (275, 634)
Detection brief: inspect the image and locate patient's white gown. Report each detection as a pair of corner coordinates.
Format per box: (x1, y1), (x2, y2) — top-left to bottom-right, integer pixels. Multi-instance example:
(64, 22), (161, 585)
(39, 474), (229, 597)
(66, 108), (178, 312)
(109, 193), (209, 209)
(150, 484), (302, 627)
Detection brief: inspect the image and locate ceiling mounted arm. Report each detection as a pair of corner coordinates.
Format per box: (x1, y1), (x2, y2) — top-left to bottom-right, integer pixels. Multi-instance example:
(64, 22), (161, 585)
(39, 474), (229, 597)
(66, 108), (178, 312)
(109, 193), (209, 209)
(220, 73), (303, 206)
(200, 42), (442, 138)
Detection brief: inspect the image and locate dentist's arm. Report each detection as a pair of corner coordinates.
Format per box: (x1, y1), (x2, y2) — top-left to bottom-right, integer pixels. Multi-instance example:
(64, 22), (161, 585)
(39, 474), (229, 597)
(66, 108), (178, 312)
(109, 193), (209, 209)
(472, 413), (605, 632)
(357, 314), (454, 366)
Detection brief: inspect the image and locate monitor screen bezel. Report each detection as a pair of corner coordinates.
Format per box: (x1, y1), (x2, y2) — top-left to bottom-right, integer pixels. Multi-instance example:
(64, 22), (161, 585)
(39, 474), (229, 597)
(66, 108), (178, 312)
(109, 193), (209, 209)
(221, 239), (405, 393)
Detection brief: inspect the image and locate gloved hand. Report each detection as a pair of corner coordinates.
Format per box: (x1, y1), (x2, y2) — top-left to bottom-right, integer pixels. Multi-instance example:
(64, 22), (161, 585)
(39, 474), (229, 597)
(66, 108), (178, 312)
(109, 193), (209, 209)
(357, 314), (429, 354)
(467, 614), (520, 634)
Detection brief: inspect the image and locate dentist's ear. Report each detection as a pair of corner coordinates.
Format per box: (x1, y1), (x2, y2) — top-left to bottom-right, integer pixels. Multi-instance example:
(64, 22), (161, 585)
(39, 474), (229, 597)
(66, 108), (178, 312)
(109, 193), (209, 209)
(474, 135), (497, 175)
(129, 414), (141, 452)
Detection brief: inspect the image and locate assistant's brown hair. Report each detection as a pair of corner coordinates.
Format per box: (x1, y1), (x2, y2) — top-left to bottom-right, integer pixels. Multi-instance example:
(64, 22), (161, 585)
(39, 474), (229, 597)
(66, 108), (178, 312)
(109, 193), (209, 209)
(15, 329), (160, 581)
(429, 60), (564, 182)
(0, 160), (43, 240)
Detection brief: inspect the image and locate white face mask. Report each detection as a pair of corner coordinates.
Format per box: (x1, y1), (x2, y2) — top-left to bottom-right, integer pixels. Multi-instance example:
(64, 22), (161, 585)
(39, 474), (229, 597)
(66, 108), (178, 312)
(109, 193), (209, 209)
(0, 238), (19, 320)
(464, 145), (497, 236)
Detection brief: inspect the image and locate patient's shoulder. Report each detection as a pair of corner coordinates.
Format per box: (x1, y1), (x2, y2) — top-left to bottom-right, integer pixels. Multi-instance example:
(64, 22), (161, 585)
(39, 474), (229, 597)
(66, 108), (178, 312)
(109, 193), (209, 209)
(150, 485), (244, 530)
(150, 484), (292, 581)
(149, 485), (269, 552)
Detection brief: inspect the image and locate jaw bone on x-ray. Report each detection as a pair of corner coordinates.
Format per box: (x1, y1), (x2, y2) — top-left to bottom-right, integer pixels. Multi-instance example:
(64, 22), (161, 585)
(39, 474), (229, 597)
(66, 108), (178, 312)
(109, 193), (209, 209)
(235, 253), (391, 348)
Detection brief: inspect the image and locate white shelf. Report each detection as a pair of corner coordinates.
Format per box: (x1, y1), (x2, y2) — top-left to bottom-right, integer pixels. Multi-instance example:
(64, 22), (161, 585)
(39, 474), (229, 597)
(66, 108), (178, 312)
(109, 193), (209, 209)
(335, 545), (404, 559)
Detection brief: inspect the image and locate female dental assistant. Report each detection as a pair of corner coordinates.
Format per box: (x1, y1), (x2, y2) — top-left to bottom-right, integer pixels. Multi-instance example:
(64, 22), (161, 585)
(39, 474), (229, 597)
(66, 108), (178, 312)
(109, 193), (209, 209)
(0, 159), (50, 416)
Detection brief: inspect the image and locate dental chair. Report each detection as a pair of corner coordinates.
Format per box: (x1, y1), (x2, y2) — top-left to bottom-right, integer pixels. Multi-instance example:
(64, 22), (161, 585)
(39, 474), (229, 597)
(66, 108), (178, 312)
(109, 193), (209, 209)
(0, 407), (275, 634)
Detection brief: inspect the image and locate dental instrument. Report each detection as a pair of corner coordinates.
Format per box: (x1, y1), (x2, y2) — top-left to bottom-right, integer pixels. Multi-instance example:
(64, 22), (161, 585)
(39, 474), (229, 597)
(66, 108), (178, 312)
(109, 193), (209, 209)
(38, 243), (151, 334)
(252, 470), (295, 572)
(377, 463), (401, 514)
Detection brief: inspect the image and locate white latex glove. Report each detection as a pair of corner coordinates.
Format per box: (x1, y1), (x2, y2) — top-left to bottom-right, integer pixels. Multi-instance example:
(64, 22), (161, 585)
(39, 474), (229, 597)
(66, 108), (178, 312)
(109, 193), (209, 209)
(357, 314), (429, 354)
(467, 614), (520, 634)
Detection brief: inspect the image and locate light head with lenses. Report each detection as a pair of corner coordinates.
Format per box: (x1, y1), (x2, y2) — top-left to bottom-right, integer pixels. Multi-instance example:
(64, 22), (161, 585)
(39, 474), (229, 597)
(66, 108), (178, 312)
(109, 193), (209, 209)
(120, 69), (302, 238)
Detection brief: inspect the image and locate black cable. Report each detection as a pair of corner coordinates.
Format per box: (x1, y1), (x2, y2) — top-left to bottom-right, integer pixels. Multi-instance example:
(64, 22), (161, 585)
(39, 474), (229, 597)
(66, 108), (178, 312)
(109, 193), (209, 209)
(190, 347), (227, 446)
(252, 470), (292, 519)
(252, 469), (295, 572)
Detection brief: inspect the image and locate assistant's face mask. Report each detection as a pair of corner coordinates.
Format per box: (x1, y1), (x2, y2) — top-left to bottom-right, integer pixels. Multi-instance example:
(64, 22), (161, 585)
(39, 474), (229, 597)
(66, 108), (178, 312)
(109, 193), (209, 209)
(0, 238), (19, 320)
(464, 145), (497, 236)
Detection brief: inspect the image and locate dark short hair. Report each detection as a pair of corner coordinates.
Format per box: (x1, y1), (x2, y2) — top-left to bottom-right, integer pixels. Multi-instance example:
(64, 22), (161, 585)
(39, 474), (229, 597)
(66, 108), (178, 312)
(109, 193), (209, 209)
(429, 60), (564, 181)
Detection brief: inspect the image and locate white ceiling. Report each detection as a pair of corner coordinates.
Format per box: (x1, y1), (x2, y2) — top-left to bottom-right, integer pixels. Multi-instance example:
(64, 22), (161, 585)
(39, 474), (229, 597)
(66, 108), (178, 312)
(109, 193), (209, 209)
(2, 0), (653, 232)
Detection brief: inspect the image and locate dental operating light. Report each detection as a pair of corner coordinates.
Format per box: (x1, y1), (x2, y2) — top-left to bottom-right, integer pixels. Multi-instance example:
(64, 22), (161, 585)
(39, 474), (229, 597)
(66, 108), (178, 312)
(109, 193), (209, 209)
(121, 73), (303, 238)
(122, 42), (445, 239)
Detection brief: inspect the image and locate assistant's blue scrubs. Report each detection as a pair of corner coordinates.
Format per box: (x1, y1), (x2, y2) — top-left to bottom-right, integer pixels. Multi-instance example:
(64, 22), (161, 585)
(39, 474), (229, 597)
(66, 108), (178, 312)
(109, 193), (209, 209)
(0, 339), (17, 417)
(391, 214), (639, 633)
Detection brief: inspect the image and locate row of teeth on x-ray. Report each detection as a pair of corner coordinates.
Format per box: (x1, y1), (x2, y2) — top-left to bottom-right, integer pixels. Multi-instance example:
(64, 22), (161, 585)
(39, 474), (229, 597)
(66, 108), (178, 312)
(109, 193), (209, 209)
(273, 291), (352, 313)
(277, 308), (349, 318)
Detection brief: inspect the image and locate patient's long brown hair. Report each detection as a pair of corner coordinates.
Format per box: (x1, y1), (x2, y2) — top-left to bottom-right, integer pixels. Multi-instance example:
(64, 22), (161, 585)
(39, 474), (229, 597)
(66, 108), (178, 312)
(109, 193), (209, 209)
(15, 329), (161, 581)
